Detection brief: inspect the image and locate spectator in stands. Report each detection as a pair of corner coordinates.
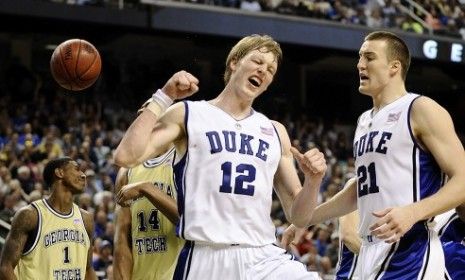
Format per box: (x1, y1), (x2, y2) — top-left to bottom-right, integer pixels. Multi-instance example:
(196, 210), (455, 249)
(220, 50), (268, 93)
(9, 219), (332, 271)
(401, 15), (424, 34)
(240, 0), (262, 11)
(92, 240), (113, 276)
(367, 7), (383, 28)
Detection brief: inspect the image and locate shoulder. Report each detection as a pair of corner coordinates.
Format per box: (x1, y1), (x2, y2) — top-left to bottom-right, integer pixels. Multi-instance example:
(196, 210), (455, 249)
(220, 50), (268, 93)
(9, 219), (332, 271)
(271, 120), (291, 149)
(79, 208), (94, 233)
(410, 95), (445, 114)
(11, 205), (38, 233)
(410, 96), (452, 133)
(271, 120), (287, 136)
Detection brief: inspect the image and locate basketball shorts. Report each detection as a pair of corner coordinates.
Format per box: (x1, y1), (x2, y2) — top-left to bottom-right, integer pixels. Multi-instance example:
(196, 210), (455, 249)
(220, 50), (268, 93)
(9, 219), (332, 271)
(173, 242), (321, 280)
(358, 227), (444, 280)
(443, 241), (465, 280)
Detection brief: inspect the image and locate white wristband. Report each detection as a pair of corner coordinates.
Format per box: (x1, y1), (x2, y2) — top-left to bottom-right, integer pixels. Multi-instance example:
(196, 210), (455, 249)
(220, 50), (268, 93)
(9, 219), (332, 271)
(151, 89), (174, 112)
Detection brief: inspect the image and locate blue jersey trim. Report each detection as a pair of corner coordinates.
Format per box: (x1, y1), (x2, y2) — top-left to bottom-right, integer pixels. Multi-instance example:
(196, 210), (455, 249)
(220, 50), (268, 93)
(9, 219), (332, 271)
(174, 101), (190, 240)
(173, 240), (194, 280)
(377, 222), (430, 280)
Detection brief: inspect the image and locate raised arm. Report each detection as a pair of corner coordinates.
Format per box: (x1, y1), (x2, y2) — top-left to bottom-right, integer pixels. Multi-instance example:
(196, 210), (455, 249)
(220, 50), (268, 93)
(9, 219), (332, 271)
(0, 206), (38, 280)
(113, 168), (133, 280)
(272, 121), (327, 228)
(81, 209), (97, 280)
(371, 96), (465, 242)
(113, 71), (199, 168)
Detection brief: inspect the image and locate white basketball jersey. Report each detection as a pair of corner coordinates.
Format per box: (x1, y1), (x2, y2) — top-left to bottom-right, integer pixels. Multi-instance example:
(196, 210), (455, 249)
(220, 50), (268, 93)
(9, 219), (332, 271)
(353, 93), (445, 238)
(174, 101), (281, 246)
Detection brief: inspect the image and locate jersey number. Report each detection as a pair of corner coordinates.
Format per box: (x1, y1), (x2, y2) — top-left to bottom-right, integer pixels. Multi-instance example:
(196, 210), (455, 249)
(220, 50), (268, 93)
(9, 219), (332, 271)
(137, 209), (160, 231)
(219, 162), (256, 196)
(357, 162), (379, 197)
(63, 246), (70, 264)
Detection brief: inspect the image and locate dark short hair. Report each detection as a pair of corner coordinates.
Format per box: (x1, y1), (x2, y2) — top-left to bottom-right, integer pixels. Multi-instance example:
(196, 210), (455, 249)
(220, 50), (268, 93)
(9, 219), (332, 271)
(365, 31), (411, 81)
(43, 157), (74, 187)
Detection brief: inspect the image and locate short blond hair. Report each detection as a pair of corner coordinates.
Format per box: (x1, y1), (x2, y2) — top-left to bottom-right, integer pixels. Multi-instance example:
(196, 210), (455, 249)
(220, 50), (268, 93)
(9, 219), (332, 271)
(224, 34), (282, 84)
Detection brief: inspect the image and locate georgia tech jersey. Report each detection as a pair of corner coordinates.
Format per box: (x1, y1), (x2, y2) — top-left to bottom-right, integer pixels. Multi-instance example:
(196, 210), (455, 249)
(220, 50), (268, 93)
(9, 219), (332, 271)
(16, 199), (90, 280)
(174, 101), (281, 246)
(129, 148), (184, 280)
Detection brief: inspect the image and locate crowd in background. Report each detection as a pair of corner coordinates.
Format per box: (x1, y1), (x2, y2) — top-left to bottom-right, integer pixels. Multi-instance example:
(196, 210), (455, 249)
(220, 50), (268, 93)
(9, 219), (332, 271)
(0, 53), (357, 278)
(48, 0), (465, 39)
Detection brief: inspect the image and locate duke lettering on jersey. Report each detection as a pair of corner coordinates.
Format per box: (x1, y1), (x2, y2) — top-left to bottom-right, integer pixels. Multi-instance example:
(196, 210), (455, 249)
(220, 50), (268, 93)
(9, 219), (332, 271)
(353, 131), (392, 159)
(205, 131), (269, 161)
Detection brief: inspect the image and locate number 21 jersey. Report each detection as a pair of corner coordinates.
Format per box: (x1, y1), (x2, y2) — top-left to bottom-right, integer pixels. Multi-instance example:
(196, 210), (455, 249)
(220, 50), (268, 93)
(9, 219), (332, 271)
(353, 93), (444, 238)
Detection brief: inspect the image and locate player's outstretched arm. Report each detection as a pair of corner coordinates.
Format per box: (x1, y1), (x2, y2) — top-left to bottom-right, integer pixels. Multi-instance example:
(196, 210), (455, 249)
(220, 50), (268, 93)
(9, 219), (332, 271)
(340, 210), (361, 254)
(273, 121), (342, 227)
(370, 96), (465, 243)
(339, 178), (361, 254)
(81, 209), (97, 280)
(0, 206), (38, 280)
(114, 71), (198, 168)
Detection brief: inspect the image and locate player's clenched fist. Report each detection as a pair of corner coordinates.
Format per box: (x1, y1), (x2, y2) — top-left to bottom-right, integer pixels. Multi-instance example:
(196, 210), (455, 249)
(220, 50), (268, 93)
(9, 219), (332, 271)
(290, 147), (327, 181)
(162, 70), (199, 100)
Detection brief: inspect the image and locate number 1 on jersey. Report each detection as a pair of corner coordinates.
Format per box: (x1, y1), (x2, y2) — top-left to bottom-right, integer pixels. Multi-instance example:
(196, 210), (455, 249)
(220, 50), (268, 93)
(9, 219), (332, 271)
(63, 246), (70, 264)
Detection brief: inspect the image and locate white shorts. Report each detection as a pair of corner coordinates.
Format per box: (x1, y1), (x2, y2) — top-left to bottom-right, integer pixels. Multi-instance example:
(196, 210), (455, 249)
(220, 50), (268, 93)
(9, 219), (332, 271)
(358, 226), (444, 280)
(173, 242), (321, 280)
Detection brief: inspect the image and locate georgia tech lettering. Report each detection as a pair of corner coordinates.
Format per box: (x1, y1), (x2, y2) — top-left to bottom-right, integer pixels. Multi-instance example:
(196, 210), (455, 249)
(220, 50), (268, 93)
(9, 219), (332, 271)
(135, 236), (167, 254)
(53, 268), (82, 280)
(44, 228), (87, 247)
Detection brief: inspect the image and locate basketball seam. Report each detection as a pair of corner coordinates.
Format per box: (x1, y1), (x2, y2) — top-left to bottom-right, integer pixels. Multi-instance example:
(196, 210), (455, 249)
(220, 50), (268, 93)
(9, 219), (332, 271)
(58, 45), (74, 90)
(77, 47), (99, 82)
(74, 40), (82, 87)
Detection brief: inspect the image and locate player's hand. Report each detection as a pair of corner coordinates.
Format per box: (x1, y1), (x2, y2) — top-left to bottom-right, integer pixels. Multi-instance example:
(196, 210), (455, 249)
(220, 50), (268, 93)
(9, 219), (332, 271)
(162, 70), (199, 100)
(280, 224), (306, 250)
(290, 147), (327, 181)
(116, 181), (149, 207)
(369, 206), (416, 243)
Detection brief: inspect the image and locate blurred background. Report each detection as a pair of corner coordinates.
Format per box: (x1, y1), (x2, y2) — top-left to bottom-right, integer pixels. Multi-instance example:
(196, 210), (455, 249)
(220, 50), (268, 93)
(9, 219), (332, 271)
(1, 0), (465, 278)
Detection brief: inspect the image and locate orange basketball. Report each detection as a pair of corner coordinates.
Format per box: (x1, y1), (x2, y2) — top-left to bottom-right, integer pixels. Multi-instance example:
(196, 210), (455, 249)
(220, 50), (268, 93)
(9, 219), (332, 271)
(50, 39), (101, 91)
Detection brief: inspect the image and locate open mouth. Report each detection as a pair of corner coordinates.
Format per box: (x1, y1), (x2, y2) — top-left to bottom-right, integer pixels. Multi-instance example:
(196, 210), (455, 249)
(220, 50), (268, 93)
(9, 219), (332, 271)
(248, 76), (262, 88)
(359, 73), (369, 81)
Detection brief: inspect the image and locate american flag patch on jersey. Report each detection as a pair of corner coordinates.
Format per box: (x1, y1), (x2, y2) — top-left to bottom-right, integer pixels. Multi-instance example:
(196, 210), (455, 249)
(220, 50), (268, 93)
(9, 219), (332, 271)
(260, 126), (274, 136)
(73, 218), (82, 225)
(387, 112), (401, 122)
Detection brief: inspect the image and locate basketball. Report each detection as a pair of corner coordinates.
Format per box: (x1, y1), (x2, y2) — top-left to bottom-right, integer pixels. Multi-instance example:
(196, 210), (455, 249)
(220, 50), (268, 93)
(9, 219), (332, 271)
(50, 39), (101, 91)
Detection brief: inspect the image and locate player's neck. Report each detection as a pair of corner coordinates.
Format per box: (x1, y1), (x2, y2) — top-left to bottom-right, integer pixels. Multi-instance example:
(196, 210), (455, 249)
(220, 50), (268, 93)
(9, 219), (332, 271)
(210, 89), (253, 120)
(372, 81), (407, 113)
(47, 190), (74, 215)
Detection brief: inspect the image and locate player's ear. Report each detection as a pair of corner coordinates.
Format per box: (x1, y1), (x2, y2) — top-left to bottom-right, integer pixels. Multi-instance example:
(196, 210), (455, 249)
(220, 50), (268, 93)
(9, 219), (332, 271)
(390, 60), (401, 77)
(229, 59), (237, 72)
(54, 167), (64, 180)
